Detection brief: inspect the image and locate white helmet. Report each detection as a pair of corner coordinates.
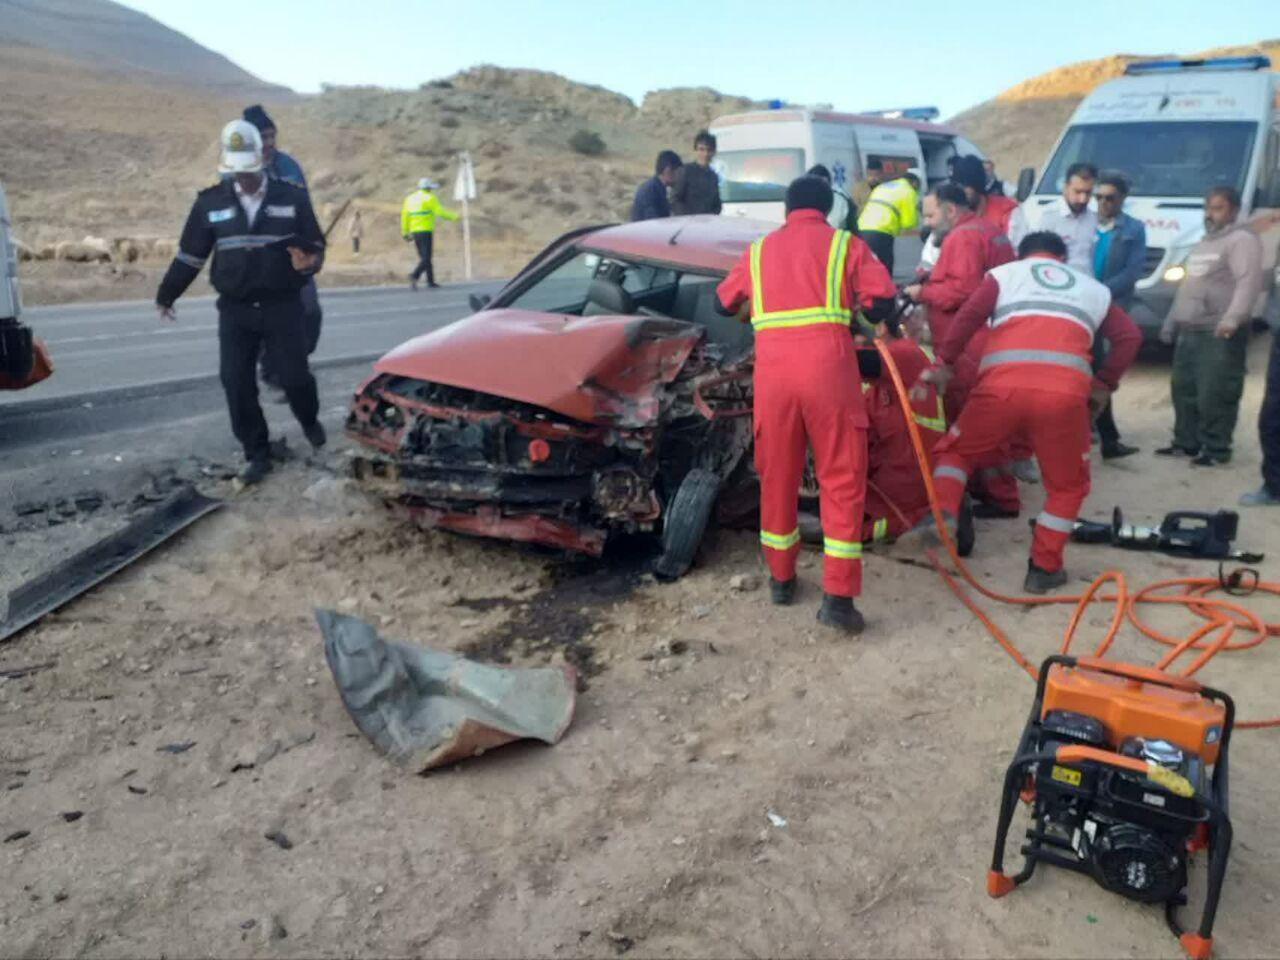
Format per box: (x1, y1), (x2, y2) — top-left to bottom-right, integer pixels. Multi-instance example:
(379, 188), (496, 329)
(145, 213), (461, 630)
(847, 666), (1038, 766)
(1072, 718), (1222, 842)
(418, 177), (439, 191)
(219, 120), (263, 174)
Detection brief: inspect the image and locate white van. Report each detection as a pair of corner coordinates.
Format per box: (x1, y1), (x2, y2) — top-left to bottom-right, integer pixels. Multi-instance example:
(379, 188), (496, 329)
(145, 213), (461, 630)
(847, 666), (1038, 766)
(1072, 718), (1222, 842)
(1015, 56), (1280, 335)
(710, 107), (986, 279)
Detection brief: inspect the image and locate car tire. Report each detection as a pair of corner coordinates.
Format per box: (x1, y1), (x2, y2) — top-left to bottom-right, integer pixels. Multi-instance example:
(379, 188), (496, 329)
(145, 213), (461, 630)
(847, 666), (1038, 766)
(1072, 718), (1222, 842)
(653, 468), (719, 582)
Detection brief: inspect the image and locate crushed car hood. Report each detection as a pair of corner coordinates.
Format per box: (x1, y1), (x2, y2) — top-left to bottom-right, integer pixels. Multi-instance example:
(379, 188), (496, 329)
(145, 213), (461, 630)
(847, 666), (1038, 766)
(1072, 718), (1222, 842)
(375, 309), (703, 427)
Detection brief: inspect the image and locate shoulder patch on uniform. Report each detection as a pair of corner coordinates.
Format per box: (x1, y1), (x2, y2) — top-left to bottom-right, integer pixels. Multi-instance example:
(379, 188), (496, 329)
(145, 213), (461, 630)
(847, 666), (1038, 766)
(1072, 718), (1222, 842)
(265, 204), (296, 218)
(207, 207), (236, 224)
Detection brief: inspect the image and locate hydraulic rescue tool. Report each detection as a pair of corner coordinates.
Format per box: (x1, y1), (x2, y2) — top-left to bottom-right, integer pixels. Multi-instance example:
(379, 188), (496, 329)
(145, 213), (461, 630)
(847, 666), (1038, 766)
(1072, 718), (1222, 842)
(1069, 507), (1263, 563)
(989, 655), (1233, 960)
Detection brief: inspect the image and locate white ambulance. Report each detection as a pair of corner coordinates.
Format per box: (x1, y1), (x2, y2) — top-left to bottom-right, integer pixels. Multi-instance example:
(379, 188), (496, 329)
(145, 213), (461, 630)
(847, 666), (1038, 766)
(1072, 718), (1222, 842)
(710, 107), (986, 278)
(1015, 56), (1280, 335)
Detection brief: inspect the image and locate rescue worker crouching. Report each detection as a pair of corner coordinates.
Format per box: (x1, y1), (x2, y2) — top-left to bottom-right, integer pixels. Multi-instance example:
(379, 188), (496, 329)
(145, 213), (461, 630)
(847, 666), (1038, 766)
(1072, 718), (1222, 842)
(921, 232), (1142, 594)
(155, 120), (327, 485)
(402, 178), (459, 290)
(716, 176), (896, 633)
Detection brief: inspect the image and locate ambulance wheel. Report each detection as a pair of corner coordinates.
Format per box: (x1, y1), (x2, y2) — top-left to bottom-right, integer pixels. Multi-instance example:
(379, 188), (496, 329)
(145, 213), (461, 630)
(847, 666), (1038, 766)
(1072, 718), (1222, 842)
(653, 468), (719, 581)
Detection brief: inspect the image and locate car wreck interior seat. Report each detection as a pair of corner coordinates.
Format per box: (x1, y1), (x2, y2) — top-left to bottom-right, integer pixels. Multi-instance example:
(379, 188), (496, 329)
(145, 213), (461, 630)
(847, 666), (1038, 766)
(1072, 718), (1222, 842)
(583, 277), (635, 316)
(678, 277), (753, 357)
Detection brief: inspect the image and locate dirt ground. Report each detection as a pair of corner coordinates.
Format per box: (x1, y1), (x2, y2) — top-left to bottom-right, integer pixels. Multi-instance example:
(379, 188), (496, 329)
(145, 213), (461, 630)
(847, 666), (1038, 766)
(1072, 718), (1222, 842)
(3, 349), (1279, 959)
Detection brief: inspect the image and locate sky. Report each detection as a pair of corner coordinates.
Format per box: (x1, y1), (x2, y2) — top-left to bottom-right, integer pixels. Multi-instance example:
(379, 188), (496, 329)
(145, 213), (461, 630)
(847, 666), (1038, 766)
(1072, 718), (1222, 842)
(121, 0), (1280, 118)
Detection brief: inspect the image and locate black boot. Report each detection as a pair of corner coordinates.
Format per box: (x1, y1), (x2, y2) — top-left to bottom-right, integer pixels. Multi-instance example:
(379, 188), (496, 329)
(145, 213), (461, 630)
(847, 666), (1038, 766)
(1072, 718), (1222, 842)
(239, 458), (271, 486)
(816, 594), (864, 634)
(1023, 561), (1068, 595)
(770, 577), (796, 606)
(303, 420), (327, 450)
(956, 495), (975, 558)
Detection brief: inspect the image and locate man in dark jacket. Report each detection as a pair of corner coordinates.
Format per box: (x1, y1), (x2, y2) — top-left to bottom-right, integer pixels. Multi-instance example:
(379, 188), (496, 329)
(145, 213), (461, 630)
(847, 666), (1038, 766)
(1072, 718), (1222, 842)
(631, 150), (681, 221)
(1091, 172), (1147, 459)
(156, 120), (326, 485)
(670, 130), (722, 215)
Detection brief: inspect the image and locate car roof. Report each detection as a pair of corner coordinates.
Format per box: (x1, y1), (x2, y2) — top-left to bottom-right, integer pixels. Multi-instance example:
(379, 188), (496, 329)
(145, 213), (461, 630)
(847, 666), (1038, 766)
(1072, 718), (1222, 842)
(579, 215), (773, 274)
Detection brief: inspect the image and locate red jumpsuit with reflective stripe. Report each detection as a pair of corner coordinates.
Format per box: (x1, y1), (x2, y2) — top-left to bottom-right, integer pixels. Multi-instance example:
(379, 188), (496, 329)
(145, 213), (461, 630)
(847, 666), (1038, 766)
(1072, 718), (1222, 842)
(931, 257), (1141, 572)
(718, 209), (895, 597)
(918, 212), (1019, 513)
(863, 339), (947, 542)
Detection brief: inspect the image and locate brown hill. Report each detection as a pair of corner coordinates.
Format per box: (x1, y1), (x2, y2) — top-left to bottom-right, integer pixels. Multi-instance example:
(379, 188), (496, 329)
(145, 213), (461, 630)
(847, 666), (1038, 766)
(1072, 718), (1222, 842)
(1, 46), (762, 302)
(951, 40), (1280, 177)
(0, 0), (286, 95)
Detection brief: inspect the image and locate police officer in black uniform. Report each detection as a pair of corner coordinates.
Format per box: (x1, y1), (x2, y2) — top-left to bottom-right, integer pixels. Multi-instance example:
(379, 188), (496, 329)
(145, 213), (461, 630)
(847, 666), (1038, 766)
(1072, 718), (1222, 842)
(156, 120), (326, 485)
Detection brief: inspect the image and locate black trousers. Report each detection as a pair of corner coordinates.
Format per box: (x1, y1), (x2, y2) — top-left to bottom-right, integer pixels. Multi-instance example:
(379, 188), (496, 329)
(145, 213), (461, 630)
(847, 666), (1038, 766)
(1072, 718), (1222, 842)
(410, 231), (436, 284)
(1096, 398), (1120, 445)
(861, 229), (895, 277)
(219, 297), (319, 462)
(260, 278), (321, 384)
(1260, 332), (1280, 495)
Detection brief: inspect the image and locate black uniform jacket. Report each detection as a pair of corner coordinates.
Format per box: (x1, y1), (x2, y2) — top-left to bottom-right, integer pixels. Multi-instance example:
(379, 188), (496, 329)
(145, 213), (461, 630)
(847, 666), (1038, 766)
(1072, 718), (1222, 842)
(157, 178), (324, 307)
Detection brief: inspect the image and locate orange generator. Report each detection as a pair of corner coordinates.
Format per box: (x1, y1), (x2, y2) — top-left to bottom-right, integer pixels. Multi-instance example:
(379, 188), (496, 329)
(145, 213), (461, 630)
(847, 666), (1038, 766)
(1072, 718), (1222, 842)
(988, 655), (1234, 960)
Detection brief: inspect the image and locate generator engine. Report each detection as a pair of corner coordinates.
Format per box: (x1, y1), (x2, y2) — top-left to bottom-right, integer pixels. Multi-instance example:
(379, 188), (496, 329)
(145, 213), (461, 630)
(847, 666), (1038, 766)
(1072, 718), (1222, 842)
(988, 655), (1234, 960)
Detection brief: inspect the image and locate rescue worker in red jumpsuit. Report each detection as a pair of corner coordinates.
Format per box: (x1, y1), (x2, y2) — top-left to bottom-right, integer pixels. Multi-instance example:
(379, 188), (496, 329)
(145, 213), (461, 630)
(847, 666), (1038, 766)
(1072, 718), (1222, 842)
(903, 183), (1020, 517)
(953, 155), (1019, 236)
(717, 176), (896, 633)
(924, 231), (1142, 593)
(861, 338), (974, 553)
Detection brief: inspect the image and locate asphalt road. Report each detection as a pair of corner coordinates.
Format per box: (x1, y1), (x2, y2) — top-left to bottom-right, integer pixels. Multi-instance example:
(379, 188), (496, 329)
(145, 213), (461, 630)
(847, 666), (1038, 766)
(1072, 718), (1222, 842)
(0, 281), (501, 408)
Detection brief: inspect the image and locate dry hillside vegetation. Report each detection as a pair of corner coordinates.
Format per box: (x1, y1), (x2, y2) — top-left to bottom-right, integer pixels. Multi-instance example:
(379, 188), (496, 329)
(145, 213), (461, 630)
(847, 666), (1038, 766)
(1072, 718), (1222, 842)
(952, 40), (1280, 176)
(1, 46), (762, 302)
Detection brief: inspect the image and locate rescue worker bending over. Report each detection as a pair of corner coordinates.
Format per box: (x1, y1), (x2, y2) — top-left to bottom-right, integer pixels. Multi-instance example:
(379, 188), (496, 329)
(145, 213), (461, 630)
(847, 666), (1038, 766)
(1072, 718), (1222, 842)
(717, 176), (896, 633)
(862, 338), (973, 554)
(856, 168), (921, 277)
(922, 232), (1141, 594)
(402, 178), (459, 290)
(156, 120), (326, 485)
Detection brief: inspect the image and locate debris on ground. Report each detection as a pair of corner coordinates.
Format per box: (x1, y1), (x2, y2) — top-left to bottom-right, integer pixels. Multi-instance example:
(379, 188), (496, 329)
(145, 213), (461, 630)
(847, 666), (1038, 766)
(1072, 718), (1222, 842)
(318, 609), (578, 772)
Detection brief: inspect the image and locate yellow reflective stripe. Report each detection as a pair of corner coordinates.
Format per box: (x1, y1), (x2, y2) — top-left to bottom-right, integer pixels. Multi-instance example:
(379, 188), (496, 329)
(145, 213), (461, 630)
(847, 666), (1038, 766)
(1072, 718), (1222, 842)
(749, 239), (765, 317)
(919, 344), (936, 361)
(823, 537), (863, 559)
(760, 529), (800, 550)
(753, 311), (851, 331)
(872, 518), (890, 542)
(827, 230), (851, 312)
(913, 394), (947, 432)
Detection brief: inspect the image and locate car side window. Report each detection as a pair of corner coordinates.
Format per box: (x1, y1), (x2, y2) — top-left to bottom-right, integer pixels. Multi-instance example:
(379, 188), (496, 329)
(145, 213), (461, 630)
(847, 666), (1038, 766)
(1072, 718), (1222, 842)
(505, 253), (598, 314)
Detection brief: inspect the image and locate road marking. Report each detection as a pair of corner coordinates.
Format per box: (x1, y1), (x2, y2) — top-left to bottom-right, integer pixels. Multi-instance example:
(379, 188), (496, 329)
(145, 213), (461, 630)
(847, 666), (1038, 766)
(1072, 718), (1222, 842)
(44, 302), (469, 346)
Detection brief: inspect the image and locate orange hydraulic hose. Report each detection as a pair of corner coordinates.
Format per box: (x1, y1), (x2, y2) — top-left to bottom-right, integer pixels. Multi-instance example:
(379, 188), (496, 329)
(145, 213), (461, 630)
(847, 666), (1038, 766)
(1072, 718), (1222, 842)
(872, 337), (1280, 730)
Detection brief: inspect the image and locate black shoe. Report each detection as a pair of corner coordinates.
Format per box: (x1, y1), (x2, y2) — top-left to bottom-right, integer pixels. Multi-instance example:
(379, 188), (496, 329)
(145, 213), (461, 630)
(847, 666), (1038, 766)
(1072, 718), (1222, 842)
(1155, 445), (1198, 458)
(427, 282), (442, 289)
(1024, 561), (1068, 595)
(1191, 453), (1228, 467)
(770, 577), (797, 605)
(239, 458), (271, 486)
(303, 420), (327, 450)
(1101, 441), (1139, 460)
(816, 594), (865, 634)
(956, 495), (975, 558)
(972, 502), (1019, 520)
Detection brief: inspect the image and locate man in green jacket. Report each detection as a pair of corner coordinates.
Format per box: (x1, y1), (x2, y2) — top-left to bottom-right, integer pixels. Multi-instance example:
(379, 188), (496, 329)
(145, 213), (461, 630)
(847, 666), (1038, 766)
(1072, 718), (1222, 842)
(1158, 185), (1264, 465)
(402, 178), (459, 290)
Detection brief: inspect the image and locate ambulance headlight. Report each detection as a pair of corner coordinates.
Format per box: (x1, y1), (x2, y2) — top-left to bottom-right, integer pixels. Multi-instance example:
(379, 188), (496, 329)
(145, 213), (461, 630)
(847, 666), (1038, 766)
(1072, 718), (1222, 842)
(1163, 265), (1186, 283)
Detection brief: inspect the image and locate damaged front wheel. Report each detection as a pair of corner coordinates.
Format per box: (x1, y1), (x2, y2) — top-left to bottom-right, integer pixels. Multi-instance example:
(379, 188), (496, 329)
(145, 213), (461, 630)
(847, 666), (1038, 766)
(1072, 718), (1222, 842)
(653, 468), (720, 581)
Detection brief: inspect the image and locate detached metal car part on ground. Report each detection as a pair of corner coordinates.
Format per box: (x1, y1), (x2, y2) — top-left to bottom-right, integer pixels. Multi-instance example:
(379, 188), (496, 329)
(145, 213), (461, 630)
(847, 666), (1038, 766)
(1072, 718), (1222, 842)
(346, 216), (773, 577)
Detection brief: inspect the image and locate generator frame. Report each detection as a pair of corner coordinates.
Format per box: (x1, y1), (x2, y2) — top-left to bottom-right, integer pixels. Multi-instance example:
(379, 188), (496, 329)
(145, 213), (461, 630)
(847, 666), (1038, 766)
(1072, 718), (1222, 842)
(987, 654), (1235, 960)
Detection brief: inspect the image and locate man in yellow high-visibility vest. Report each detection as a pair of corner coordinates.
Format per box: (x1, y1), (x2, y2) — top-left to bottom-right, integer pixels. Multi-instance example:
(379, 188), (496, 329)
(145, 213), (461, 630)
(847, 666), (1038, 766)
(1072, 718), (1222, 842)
(855, 168), (921, 277)
(402, 178), (459, 290)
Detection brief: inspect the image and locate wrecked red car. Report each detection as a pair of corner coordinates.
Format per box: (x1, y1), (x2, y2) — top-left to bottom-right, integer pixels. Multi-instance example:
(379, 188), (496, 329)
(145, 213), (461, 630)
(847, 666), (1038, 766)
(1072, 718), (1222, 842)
(346, 215), (772, 576)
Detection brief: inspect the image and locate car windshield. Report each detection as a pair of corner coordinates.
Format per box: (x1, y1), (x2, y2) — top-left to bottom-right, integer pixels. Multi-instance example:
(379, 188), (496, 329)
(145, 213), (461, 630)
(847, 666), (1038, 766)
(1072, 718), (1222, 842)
(1039, 121), (1257, 198)
(717, 148), (805, 203)
(499, 250), (753, 354)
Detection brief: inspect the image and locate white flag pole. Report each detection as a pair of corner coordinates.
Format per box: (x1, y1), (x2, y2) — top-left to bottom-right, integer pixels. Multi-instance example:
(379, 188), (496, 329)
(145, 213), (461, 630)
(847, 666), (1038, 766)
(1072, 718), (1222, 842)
(454, 152), (476, 281)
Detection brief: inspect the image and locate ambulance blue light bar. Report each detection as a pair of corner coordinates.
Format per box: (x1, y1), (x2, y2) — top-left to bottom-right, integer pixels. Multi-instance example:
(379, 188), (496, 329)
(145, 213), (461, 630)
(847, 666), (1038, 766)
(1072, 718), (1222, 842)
(860, 106), (940, 121)
(1124, 55), (1271, 75)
